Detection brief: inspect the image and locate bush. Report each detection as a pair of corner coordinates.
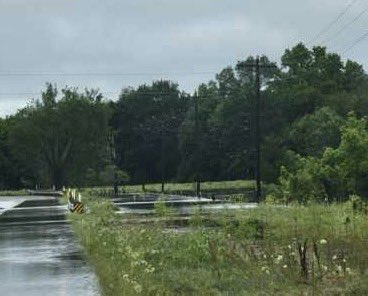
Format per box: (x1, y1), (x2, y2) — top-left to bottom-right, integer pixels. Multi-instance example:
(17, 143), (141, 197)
(348, 195), (368, 214)
(279, 114), (368, 203)
(279, 158), (327, 204)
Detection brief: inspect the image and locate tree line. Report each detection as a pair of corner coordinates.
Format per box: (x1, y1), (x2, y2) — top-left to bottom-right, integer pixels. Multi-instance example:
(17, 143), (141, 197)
(1, 43), (368, 201)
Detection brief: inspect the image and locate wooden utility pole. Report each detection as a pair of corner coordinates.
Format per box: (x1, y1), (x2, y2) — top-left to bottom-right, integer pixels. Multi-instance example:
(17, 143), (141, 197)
(161, 128), (165, 193)
(194, 96), (201, 197)
(241, 56), (276, 202)
(108, 131), (119, 198)
(255, 57), (261, 202)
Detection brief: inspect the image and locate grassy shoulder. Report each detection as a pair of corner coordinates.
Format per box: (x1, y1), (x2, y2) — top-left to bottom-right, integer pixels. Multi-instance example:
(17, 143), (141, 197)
(70, 197), (368, 295)
(87, 179), (256, 195)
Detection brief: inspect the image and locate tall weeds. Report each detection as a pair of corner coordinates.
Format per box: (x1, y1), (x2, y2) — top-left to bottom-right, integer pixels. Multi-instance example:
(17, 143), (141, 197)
(70, 198), (368, 295)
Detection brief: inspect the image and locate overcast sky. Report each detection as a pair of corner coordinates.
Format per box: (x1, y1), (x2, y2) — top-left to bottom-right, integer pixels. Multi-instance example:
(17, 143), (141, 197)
(1, 0), (367, 117)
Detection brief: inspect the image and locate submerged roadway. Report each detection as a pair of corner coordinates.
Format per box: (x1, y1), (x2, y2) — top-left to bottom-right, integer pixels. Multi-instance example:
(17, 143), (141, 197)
(0, 196), (100, 296)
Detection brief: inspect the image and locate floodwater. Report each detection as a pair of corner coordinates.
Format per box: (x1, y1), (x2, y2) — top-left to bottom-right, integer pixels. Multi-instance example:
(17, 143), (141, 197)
(112, 194), (258, 215)
(0, 197), (100, 296)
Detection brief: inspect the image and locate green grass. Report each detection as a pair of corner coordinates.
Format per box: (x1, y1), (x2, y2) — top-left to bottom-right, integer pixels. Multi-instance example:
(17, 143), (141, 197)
(127, 180), (255, 192)
(70, 197), (368, 295)
(87, 179), (256, 196)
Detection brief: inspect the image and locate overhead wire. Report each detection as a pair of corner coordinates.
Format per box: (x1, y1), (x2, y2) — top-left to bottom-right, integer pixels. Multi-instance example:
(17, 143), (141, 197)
(0, 92), (225, 100)
(0, 71), (218, 98)
(321, 4), (368, 45)
(307, 0), (359, 45)
(0, 91), (120, 96)
(0, 71), (216, 77)
(342, 31), (368, 53)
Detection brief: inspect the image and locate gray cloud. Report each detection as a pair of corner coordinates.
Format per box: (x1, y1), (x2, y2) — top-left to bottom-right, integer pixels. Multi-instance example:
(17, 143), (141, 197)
(1, 0), (367, 117)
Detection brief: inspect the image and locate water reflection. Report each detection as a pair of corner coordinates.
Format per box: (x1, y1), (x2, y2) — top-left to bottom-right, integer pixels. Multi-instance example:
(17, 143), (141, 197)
(0, 213), (100, 296)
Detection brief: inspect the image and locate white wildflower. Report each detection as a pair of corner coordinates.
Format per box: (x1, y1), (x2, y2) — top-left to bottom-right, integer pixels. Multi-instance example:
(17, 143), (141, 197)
(122, 274), (131, 283)
(145, 266), (155, 273)
(283, 264), (288, 269)
(319, 239), (327, 245)
(261, 266), (270, 274)
(134, 284), (142, 293)
(275, 255), (283, 263)
(140, 260), (147, 265)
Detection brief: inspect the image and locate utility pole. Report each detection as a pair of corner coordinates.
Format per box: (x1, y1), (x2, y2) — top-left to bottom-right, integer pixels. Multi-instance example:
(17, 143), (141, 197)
(255, 57), (261, 203)
(108, 131), (119, 198)
(161, 128), (165, 193)
(194, 96), (201, 197)
(240, 56), (276, 202)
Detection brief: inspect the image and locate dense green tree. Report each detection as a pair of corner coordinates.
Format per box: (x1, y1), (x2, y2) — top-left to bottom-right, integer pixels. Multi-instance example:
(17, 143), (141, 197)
(288, 107), (343, 157)
(112, 80), (189, 184)
(178, 56), (278, 182)
(262, 44), (368, 181)
(0, 117), (22, 188)
(2, 43), (368, 195)
(8, 84), (111, 189)
(278, 114), (368, 202)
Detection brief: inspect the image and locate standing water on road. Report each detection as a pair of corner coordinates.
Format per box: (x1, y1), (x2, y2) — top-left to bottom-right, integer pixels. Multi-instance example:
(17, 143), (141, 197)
(0, 197), (100, 296)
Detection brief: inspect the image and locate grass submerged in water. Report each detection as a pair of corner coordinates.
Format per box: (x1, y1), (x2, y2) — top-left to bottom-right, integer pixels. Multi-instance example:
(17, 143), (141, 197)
(70, 198), (368, 295)
(0, 190), (28, 196)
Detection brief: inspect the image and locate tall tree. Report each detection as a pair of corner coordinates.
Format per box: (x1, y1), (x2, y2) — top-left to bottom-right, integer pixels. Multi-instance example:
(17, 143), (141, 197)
(9, 84), (111, 188)
(112, 80), (189, 184)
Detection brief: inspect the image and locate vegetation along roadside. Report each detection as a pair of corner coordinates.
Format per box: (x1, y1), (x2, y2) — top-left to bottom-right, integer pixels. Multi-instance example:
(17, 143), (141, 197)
(70, 195), (368, 295)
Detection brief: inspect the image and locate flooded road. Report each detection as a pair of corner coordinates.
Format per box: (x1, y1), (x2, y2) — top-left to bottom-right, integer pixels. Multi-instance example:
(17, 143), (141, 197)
(0, 197), (100, 296)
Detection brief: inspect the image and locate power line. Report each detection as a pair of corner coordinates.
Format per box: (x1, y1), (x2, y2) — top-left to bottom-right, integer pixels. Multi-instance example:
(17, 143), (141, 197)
(0, 91), (120, 96)
(0, 71), (216, 77)
(342, 31), (368, 53)
(0, 89), (259, 97)
(0, 90), (187, 96)
(307, 0), (359, 45)
(321, 5), (368, 45)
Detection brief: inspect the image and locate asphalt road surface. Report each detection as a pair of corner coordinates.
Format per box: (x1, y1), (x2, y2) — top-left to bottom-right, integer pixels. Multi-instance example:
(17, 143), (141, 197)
(0, 196), (100, 296)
